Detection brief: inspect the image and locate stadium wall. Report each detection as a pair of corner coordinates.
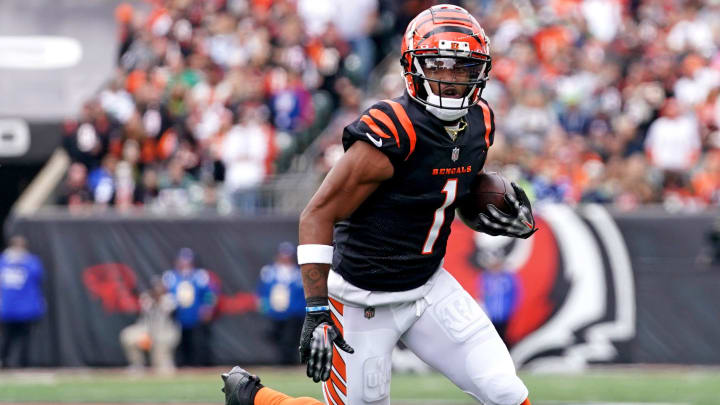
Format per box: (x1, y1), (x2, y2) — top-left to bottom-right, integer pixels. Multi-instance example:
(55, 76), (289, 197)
(5, 205), (720, 368)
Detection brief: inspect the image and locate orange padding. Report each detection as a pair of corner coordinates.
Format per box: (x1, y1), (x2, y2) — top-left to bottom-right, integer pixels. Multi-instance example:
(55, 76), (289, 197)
(254, 387), (323, 405)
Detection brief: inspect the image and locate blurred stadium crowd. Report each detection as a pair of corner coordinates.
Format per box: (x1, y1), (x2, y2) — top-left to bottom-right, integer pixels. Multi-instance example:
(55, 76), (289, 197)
(57, 0), (720, 213)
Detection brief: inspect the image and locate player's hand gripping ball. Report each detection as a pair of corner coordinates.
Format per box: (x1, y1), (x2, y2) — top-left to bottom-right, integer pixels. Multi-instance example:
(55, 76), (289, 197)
(299, 297), (354, 382)
(457, 172), (538, 239)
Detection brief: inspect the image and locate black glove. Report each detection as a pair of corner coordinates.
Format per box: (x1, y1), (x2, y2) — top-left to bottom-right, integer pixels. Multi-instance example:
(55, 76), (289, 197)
(299, 296), (354, 382)
(478, 183), (538, 239)
(221, 366), (263, 405)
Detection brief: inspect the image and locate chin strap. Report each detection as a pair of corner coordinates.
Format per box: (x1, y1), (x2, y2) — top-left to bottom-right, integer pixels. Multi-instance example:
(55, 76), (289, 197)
(426, 104), (468, 121)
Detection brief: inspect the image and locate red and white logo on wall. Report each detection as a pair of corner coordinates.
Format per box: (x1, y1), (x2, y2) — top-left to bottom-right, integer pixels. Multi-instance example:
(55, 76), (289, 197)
(445, 204), (636, 371)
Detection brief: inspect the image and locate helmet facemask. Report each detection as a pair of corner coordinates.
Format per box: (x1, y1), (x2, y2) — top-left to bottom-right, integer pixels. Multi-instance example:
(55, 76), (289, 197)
(403, 47), (491, 121)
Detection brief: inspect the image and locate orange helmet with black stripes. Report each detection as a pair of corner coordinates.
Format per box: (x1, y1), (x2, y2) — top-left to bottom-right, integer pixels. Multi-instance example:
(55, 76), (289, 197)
(401, 4), (491, 120)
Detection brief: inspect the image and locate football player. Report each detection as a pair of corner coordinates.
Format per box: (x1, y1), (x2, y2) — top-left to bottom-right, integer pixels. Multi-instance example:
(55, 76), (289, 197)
(222, 4), (536, 405)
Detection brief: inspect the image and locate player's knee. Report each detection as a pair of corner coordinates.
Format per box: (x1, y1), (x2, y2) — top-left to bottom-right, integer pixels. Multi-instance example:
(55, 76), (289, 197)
(475, 374), (528, 405)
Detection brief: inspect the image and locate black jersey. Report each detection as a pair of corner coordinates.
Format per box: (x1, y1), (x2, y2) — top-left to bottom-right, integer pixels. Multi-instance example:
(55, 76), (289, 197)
(332, 92), (495, 292)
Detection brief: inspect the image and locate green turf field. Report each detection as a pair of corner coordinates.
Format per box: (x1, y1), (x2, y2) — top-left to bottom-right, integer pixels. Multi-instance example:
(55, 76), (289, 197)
(0, 367), (719, 404)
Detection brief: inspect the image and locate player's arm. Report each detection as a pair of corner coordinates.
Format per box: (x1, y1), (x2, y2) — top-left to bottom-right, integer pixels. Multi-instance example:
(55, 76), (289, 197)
(299, 140), (393, 297)
(297, 140), (393, 382)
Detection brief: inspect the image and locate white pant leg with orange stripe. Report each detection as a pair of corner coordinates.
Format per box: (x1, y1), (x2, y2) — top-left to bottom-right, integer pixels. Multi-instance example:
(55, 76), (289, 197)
(324, 268), (528, 405)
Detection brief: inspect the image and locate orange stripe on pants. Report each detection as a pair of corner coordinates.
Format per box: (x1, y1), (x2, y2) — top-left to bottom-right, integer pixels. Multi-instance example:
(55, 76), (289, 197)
(328, 297), (343, 315)
(330, 370), (347, 395)
(329, 311), (343, 335)
(331, 345), (346, 379)
(325, 379), (345, 405)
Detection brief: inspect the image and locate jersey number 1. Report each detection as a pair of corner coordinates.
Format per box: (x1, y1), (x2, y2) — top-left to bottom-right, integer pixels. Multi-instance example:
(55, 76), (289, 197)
(422, 179), (458, 254)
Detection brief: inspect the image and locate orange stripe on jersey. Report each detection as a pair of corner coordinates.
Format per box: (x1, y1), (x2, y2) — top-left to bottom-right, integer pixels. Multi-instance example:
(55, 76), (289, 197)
(328, 297), (343, 315)
(332, 345), (347, 378)
(369, 109), (400, 147)
(360, 115), (390, 139)
(478, 100), (492, 148)
(329, 311), (343, 335)
(330, 371), (347, 395)
(382, 100), (416, 160)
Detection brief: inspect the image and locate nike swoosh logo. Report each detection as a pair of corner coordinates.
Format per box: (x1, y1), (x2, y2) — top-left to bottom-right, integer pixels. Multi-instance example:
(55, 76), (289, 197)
(365, 132), (383, 147)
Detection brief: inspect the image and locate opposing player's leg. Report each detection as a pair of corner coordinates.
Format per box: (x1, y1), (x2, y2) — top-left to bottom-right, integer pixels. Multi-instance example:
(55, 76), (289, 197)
(221, 366), (322, 405)
(323, 297), (406, 405)
(401, 269), (530, 405)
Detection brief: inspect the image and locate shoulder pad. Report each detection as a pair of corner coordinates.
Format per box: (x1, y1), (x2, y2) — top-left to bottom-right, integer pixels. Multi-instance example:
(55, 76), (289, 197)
(342, 98), (417, 162)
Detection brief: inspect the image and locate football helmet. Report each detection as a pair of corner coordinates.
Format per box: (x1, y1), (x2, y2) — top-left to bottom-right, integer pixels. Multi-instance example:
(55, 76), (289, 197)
(401, 4), (491, 121)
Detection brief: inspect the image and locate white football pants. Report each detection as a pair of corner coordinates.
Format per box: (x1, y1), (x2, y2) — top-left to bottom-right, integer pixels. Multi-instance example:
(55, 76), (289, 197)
(322, 268), (528, 405)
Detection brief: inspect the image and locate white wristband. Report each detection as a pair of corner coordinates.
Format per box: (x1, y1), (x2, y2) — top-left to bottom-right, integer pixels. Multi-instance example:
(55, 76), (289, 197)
(297, 244), (334, 265)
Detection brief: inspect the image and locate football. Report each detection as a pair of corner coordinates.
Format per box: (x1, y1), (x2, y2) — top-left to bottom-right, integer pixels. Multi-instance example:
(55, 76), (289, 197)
(457, 172), (515, 231)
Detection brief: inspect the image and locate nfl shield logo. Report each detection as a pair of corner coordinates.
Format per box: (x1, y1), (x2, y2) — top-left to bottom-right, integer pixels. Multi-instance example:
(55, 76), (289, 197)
(364, 307), (375, 319)
(451, 147), (460, 162)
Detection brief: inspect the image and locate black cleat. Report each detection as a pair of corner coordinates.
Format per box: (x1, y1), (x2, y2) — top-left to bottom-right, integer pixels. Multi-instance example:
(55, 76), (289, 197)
(221, 366), (264, 405)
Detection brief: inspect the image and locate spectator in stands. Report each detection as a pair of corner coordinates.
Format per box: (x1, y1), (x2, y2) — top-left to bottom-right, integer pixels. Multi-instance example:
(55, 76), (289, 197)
(645, 98), (702, 206)
(58, 0), (720, 212)
(157, 158), (199, 212)
(220, 105), (275, 213)
(298, 0), (379, 84)
(64, 101), (116, 170)
(268, 68), (314, 136)
(162, 248), (216, 367)
(255, 242), (305, 365)
(0, 236), (46, 368)
(88, 155), (118, 206)
(309, 77), (362, 173)
(558, 101), (591, 137)
(114, 160), (137, 211)
(692, 151), (720, 205)
(645, 98), (701, 172)
(120, 276), (179, 374)
(666, 3), (715, 57)
(503, 90), (559, 153)
(133, 167), (160, 206)
(56, 162), (92, 209)
(100, 77), (135, 124)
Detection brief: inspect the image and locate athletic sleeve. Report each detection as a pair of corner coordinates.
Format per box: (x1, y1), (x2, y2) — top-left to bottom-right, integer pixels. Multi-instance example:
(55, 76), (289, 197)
(342, 101), (411, 166)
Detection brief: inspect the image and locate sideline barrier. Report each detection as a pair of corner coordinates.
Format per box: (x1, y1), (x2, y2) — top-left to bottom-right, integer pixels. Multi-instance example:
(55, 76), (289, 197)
(6, 205), (720, 367)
